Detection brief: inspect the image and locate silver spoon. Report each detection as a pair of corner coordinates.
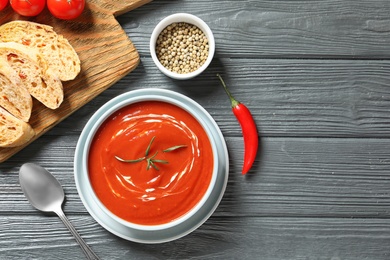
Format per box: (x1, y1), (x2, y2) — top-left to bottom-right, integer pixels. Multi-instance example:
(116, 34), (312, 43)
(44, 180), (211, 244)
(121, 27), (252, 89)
(19, 163), (100, 260)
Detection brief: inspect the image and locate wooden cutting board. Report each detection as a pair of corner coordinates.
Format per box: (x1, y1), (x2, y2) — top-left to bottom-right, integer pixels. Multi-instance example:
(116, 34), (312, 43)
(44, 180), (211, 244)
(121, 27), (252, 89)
(0, 0), (151, 162)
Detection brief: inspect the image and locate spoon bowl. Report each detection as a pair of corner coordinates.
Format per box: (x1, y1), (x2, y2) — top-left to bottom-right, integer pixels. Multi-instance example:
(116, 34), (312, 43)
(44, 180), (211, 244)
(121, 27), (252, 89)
(19, 163), (64, 212)
(19, 163), (99, 260)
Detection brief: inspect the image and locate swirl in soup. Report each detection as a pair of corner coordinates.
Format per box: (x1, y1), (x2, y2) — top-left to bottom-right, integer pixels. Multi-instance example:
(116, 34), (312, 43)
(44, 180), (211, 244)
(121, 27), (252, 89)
(88, 101), (214, 225)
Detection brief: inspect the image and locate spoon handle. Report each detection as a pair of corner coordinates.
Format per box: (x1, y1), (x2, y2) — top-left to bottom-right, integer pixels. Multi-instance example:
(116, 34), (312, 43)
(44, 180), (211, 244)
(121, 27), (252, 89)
(54, 208), (100, 260)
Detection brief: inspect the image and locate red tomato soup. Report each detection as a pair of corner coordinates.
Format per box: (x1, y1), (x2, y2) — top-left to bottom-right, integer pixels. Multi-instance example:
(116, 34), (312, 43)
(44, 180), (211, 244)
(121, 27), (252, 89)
(88, 101), (214, 225)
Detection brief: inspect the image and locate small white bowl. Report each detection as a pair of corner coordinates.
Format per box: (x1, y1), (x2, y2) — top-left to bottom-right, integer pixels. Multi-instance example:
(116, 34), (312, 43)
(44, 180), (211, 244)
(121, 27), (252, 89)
(150, 13), (215, 80)
(74, 89), (229, 243)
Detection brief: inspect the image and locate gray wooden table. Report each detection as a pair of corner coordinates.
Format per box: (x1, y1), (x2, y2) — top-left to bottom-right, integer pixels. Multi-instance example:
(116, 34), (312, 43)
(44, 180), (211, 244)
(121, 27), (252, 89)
(2, 0), (390, 259)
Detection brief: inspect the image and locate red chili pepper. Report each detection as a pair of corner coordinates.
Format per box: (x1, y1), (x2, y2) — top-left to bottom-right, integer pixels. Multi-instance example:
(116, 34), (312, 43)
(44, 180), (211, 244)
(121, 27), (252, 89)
(217, 74), (258, 175)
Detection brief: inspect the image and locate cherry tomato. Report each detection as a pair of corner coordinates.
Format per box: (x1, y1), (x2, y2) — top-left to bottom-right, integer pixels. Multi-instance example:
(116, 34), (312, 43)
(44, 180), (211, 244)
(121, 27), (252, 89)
(47, 0), (85, 20)
(10, 0), (45, 16)
(0, 0), (8, 11)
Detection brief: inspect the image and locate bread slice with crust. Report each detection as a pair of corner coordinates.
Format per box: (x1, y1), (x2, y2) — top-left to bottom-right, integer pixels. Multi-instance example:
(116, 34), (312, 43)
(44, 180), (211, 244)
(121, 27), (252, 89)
(0, 20), (81, 81)
(0, 42), (64, 109)
(0, 60), (32, 122)
(0, 106), (35, 147)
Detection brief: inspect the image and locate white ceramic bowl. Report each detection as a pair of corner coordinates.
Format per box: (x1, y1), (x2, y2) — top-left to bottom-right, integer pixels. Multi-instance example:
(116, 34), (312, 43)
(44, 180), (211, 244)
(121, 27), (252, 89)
(150, 13), (215, 80)
(74, 89), (228, 243)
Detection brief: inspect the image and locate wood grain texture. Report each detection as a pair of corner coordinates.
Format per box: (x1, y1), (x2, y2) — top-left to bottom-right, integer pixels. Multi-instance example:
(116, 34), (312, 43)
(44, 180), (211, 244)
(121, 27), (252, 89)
(0, 0), (151, 163)
(0, 216), (389, 259)
(118, 0), (390, 59)
(28, 57), (390, 138)
(1, 0), (390, 259)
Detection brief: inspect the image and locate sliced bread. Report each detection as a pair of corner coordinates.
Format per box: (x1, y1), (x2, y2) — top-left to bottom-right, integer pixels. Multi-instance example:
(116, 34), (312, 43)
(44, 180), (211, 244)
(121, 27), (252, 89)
(0, 42), (64, 109)
(0, 106), (35, 147)
(0, 60), (32, 122)
(0, 20), (81, 81)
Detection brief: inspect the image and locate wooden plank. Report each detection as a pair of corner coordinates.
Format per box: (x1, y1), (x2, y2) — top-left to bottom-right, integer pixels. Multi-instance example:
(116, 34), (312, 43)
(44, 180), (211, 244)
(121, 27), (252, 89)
(1, 1), (390, 259)
(1, 136), (390, 218)
(32, 57), (390, 138)
(0, 0), (152, 163)
(0, 216), (389, 259)
(120, 0), (390, 59)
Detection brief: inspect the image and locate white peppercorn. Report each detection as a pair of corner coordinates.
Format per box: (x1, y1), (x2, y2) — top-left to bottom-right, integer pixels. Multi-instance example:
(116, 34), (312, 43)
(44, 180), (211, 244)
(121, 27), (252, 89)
(156, 22), (209, 74)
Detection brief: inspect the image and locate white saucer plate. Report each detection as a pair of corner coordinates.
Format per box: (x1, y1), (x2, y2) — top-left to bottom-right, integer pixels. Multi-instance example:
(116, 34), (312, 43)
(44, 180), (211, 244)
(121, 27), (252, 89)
(74, 88), (229, 243)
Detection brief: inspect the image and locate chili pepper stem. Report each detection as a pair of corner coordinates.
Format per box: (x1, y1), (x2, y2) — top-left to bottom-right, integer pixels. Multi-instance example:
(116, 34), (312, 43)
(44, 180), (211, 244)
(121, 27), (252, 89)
(217, 74), (240, 108)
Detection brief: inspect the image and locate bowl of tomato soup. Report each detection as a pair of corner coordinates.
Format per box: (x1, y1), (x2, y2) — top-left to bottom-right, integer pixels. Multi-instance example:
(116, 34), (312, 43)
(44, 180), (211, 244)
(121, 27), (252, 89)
(74, 88), (229, 243)
(88, 99), (216, 228)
